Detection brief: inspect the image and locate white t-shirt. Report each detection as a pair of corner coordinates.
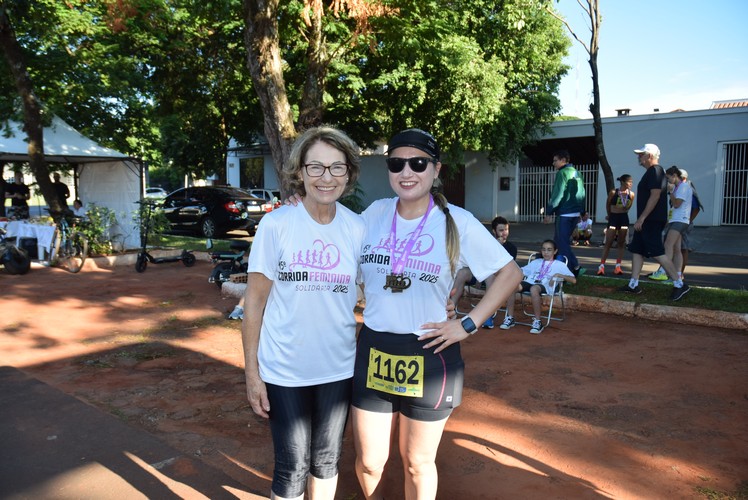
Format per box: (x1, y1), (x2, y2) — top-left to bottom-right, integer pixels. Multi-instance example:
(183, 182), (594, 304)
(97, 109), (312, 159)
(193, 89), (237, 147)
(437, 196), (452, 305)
(669, 181), (693, 224)
(248, 202), (365, 386)
(360, 197), (513, 335)
(521, 258), (573, 295)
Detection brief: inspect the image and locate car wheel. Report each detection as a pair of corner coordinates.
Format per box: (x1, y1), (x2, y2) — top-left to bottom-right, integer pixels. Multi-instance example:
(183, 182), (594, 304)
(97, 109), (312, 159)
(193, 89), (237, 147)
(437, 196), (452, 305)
(201, 217), (217, 238)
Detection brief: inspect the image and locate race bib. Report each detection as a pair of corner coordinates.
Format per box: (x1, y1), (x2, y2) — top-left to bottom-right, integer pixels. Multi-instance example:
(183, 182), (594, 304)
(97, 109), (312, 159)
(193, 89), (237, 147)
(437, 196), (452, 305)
(366, 348), (424, 398)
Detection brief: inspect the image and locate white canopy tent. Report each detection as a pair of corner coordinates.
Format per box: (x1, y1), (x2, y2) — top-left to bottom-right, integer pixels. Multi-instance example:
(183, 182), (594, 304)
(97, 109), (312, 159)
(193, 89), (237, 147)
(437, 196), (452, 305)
(0, 116), (143, 249)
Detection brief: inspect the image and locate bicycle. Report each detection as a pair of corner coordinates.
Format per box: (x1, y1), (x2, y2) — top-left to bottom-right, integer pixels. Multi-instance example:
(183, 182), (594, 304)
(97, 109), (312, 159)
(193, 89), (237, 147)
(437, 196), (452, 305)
(50, 212), (89, 273)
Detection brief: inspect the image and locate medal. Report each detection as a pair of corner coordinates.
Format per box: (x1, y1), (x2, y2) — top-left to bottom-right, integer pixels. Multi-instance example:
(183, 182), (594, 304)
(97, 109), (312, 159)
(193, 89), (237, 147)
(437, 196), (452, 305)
(383, 273), (412, 292)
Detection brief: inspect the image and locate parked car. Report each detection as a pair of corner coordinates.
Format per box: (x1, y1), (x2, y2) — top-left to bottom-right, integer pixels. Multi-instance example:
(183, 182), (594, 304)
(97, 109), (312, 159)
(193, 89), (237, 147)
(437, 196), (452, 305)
(248, 188), (281, 212)
(161, 186), (265, 237)
(145, 187), (168, 199)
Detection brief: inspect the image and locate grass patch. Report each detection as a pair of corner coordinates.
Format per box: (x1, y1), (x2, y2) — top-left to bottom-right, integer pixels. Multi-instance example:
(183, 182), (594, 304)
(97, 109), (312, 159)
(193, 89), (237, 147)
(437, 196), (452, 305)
(151, 233), (235, 252)
(694, 480), (748, 499)
(568, 275), (748, 314)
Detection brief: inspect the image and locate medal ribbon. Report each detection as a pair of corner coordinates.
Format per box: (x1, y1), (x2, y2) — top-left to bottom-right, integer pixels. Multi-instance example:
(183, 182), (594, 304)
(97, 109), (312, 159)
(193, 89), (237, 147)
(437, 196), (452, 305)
(536, 259), (553, 281)
(389, 196), (434, 275)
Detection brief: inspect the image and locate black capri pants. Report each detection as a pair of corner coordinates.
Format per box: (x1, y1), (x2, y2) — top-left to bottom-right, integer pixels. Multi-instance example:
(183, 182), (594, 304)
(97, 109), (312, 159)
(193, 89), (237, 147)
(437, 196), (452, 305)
(352, 324), (464, 422)
(266, 378), (352, 498)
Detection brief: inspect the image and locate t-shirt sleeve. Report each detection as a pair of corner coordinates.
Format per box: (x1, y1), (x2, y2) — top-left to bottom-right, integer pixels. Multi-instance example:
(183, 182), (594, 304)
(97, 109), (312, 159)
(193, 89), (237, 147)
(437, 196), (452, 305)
(247, 211), (280, 280)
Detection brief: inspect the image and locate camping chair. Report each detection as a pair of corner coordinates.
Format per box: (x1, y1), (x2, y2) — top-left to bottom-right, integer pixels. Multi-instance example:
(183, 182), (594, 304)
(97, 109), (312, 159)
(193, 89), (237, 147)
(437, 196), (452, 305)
(516, 253), (568, 328)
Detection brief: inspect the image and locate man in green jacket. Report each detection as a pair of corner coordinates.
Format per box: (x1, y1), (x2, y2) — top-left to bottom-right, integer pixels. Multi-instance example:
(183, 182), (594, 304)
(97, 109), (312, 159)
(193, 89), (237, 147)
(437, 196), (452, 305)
(543, 149), (586, 276)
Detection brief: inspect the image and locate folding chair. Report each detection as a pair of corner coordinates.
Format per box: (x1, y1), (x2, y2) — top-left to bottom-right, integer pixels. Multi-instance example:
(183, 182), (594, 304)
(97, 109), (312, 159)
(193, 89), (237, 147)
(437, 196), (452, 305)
(517, 252), (567, 328)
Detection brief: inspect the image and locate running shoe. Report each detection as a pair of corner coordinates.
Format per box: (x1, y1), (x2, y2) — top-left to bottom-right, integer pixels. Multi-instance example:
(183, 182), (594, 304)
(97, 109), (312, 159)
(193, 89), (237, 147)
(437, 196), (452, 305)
(228, 306), (244, 320)
(499, 317), (516, 330)
(614, 265), (623, 275)
(648, 268), (669, 281)
(671, 284), (691, 301)
(597, 264), (605, 276)
(530, 319), (544, 335)
(617, 284), (643, 294)
(482, 314), (495, 329)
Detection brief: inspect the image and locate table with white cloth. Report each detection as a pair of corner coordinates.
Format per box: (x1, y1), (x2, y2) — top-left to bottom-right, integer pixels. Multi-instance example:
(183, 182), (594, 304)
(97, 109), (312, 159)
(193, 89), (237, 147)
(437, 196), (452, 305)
(0, 220), (57, 260)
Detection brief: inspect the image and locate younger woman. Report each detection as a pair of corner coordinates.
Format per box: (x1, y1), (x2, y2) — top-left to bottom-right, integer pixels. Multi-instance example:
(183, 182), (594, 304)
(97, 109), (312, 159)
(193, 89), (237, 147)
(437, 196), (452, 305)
(352, 129), (522, 499)
(662, 165), (693, 281)
(597, 174), (635, 275)
(499, 239), (576, 334)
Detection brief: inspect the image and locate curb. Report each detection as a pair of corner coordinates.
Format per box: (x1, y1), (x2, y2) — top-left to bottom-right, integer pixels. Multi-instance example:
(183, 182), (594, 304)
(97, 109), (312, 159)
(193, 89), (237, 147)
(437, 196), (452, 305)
(564, 294), (748, 331)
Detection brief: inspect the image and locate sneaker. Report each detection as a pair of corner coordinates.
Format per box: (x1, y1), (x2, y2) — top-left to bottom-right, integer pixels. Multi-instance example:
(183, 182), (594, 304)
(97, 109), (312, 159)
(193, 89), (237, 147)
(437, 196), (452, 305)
(499, 316), (516, 330)
(613, 265), (623, 275)
(482, 315), (495, 329)
(584, 240), (590, 246)
(530, 319), (544, 335)
(228, 305), (244, 320)
(572, 266), (586, 277)
(648, 268), (669, 281)
(597, 264), (605, 276)
(617, 284), (643, 294)
(671, 284), (691, 301)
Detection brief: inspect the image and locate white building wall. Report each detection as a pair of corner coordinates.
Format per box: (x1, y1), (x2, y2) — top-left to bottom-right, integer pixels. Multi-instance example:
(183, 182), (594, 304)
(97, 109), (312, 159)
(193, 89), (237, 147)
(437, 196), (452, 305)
(548, 107), (748, 226)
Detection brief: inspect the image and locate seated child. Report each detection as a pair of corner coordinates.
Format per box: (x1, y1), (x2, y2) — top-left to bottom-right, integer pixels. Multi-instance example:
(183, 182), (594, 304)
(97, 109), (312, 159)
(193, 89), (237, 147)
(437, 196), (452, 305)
(498, 239), (576, 335)
(572, 211), (593, 246)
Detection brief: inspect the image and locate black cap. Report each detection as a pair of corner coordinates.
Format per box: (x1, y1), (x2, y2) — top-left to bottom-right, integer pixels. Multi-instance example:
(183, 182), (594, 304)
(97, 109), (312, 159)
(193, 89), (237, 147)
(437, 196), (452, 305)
(387, 128), (440, 160)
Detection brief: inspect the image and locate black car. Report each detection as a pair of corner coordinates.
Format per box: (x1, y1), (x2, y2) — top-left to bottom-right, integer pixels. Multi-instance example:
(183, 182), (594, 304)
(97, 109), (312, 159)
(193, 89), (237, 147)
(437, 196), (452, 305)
(161, 186), (265, 237)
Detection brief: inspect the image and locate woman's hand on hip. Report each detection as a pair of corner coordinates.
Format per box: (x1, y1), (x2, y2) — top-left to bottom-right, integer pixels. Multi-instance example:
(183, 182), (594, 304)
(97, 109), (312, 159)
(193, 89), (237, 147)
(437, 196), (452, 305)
(418, 320), (470, 354)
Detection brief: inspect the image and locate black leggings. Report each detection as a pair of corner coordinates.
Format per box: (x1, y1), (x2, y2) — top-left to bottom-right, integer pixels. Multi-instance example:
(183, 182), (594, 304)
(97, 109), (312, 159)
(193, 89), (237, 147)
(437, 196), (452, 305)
(266, 379), (352, 498)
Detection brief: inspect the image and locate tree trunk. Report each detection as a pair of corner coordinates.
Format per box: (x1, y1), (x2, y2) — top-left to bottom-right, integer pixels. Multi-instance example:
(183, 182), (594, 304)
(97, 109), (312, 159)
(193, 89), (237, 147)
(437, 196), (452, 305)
(297, 5), (326, 129)
(243, 0), (297, 195)
(0, 8), (64, 215)
(586, 0), (614, 193)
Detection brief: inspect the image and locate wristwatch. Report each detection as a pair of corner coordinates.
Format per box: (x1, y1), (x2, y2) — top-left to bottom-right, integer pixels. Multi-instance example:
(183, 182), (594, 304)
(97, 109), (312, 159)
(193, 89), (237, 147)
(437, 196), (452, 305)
(460, 315), (479, 335)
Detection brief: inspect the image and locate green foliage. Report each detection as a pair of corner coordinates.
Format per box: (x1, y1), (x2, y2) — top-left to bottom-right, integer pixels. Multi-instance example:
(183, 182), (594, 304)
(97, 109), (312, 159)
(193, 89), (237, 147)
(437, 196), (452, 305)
(339, 182), (366, 213)
(75, 203), (118, 255)
(132, 201), (171, 247)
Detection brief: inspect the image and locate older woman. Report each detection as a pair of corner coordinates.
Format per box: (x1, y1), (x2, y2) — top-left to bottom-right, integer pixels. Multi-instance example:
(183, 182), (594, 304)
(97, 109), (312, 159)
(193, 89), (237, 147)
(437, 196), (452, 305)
(241, 126), (365, 500)
(351, 129), (522, 499)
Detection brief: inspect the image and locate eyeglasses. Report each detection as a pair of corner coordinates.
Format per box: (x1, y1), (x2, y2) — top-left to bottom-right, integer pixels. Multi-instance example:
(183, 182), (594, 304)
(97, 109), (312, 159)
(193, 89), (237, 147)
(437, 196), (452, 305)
(303, 162), (349, 177)
(386, 156), (435, 173)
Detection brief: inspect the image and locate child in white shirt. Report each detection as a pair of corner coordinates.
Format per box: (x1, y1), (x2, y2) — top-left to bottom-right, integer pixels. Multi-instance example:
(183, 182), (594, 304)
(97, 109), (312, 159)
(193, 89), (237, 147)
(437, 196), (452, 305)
(499, 239), (576, 334)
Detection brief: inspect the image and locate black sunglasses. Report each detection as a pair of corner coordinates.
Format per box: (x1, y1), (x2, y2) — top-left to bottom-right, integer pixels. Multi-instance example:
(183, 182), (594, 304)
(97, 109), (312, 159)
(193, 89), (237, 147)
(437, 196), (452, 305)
(386, 156), (435, 173)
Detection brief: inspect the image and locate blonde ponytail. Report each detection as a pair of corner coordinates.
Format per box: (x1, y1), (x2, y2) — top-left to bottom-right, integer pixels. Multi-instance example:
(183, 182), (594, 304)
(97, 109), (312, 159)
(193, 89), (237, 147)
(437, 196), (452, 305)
(432, 192), (460, 277)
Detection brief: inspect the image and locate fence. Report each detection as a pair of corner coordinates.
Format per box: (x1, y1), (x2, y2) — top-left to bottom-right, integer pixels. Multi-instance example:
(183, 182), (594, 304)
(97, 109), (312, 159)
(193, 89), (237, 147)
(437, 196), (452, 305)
(722, 142), (748, 225)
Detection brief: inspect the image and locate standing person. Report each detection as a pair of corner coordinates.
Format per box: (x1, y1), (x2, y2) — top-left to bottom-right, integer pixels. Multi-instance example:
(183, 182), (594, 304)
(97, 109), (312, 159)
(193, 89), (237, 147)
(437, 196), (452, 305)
(617, 144), (689, 300)
(241, 126), (366, 500)
(543, 149), (586, 276)
(7, 171), (30, 220)
(648, 168), (703, 280)
(52, 172), (70, 208)
(451, 215), (518, 327)
(660, 166), (693, 283)
(352, 129), (522, 499)
(597, 174), (635, 275)
(498, 239), (576, 334)
(0, 163), (8, 217)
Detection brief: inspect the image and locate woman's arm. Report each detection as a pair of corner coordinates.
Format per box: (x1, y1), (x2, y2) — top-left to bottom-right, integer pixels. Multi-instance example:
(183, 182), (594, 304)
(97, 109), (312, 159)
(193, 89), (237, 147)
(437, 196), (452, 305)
(419, 262), (522, 353)
(241, 272), (273, 419)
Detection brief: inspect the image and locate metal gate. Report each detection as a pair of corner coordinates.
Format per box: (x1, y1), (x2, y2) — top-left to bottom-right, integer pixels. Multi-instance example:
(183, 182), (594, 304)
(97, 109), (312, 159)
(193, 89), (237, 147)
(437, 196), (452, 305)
(722, 142), (748, 225)
(517, 163), (599, 222)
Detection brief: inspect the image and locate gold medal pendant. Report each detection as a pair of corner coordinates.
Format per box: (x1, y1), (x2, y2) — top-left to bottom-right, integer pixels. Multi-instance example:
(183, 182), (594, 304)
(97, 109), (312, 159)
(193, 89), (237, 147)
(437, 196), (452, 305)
(383, 273), (412, 293)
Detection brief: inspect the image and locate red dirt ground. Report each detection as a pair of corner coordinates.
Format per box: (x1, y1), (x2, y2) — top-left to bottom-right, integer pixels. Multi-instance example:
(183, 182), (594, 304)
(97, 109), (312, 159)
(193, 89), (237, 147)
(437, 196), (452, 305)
(2, 259), (747, 499)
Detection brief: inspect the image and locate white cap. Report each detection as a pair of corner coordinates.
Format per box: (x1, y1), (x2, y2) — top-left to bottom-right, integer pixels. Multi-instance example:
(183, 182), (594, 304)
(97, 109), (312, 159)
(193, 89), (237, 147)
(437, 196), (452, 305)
(679, 169), (688, 179)
(634, 143), (660, 156)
